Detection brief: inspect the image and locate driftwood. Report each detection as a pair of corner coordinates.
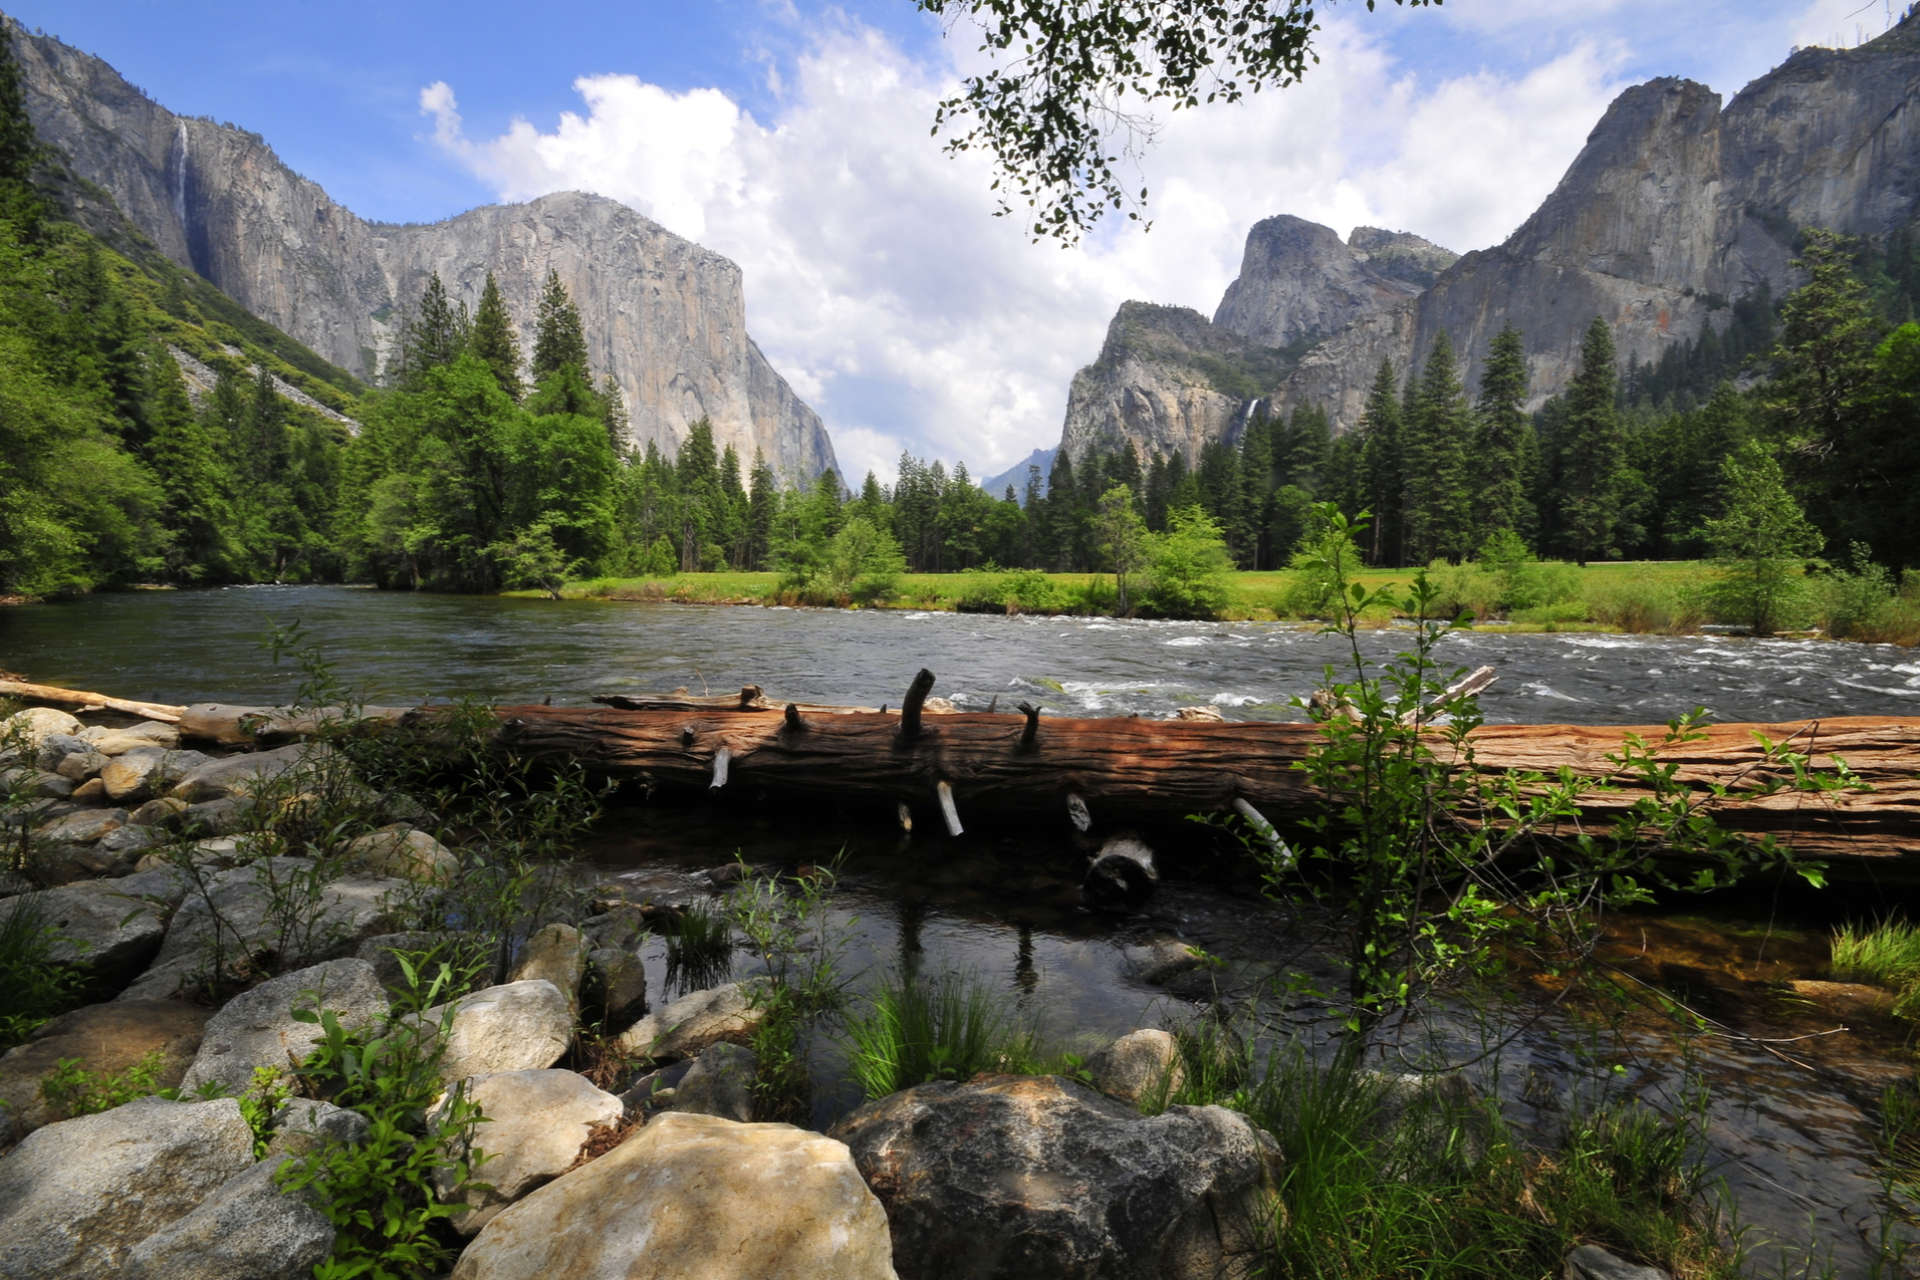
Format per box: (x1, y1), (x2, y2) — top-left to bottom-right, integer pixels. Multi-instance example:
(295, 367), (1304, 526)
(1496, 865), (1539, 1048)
(0, 679), (185, 724)
(491, 670), (1920, 870)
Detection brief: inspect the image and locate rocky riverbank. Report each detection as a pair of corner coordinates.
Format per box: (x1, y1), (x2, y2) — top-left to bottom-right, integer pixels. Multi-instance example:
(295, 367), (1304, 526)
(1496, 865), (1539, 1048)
(0, 698), (1718, 1278)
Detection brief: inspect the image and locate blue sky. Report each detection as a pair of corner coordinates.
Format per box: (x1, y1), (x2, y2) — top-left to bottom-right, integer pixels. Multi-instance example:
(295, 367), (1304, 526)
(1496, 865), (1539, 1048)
(8, 0), (1899, 482)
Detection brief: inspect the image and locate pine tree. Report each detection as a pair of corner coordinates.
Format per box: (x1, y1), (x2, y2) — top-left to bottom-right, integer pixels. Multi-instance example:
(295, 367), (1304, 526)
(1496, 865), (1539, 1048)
(599, 375), (628, 455)
(1561, 317), (1624, 565)
(1473, 325), (1535, 545)
(532, 269), (590, 384)
(404, 274), (468, 382)
(1402, 332), (1473, 564)
(1357, 360), (1403, 564)
(0, 22), (45, 232)
(468, 271), (522, 401)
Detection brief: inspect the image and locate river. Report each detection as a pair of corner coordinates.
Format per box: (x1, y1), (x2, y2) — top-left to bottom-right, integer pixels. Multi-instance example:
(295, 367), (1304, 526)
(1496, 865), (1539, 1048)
(4, 585), (1917, 1275)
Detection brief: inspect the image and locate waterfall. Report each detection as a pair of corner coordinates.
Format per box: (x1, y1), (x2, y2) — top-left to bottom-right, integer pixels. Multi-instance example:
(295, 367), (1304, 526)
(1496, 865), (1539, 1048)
(171, 120), (189, 235)
(1235, 397), (1263, 440)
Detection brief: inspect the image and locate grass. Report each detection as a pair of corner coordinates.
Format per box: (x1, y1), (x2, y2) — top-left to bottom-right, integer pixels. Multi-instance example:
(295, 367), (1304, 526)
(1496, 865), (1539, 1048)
(663, 904), (732, 997)
(1165, 1036), (1741, 1280)
(1832, 918), (1920, 1017)
(842, 968), (1046, 1099)
(0, 894), (84, 1047)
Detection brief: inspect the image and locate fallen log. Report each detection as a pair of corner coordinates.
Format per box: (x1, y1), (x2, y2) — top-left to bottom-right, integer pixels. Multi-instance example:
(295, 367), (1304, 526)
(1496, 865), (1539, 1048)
(0, 679), (185, 724)
(491, 675), (1920, 869)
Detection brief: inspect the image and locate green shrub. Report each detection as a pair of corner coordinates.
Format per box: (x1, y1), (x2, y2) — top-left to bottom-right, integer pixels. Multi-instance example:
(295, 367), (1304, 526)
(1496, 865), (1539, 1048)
(0, 895), (83, 1047)
(1142, 506), (1233, 619)
(38, 1049), (172, 1119)
(724, 858), (849, 1121)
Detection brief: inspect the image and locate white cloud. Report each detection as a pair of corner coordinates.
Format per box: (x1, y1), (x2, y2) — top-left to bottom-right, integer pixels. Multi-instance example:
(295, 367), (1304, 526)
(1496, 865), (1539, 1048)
(417, 3), (1856, 479)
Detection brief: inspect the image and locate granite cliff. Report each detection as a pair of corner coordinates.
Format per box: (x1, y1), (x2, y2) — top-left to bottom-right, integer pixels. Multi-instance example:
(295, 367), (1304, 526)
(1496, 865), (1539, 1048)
(11, 22), (839, 481)
(1057, 11), (1920, 460)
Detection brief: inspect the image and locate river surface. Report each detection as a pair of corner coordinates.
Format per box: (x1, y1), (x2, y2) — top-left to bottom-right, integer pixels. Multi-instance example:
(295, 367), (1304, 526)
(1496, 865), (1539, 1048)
(4, 584), (1920, 723)
(5, 585), (1918, 1274)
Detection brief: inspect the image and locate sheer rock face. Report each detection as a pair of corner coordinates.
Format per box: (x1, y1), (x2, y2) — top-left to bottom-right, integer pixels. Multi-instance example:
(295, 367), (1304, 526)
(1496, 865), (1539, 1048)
(1059, 13), (1920, 458)
(13, 25), (840, 482)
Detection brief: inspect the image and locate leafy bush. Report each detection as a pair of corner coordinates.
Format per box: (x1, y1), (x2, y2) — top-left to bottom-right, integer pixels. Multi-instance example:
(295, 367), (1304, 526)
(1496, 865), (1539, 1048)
(1142, 506), (1233, 619)
(0, 895), (83, 1047)
(38, 1049), (172, 1119)
(278, 954), (489, 1280)
(724, 858), (849, 1121)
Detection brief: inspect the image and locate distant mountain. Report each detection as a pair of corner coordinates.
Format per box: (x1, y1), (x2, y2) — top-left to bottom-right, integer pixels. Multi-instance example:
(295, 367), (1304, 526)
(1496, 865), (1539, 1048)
(1054, 12), (1920, 461)
(10, 18), (840, 482)
(978, 447), (1058, 504)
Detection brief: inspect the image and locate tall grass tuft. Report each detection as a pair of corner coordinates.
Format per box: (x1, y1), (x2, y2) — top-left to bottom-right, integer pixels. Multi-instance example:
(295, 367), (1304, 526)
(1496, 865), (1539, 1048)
(0, 895), (83, 1047)
(1832, 917), (1920, 1017)
(843, 968), (1038, 1099)
(664, 904), (732, 997)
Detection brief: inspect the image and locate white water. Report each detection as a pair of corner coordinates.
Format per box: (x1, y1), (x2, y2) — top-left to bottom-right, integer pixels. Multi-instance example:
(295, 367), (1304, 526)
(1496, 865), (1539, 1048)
(171, 119), (189, 236)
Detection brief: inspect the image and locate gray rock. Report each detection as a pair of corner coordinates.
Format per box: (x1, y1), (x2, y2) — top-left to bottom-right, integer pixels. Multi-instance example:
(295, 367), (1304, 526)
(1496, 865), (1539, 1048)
(1086, 1028), (1185, 1108)
(116, 858), (405, 1003)
(3, 707), (81, 753)
(832, 1074), (1282, 1280)
(265, 1097), (371, 1158)
(33, 733), (92, 771)
(0, 999), (210, 1141)
(429, 1068), (624, 1233)
(67, 777), (106, 803)
(0, 1095), (254, 1278)
(79, 722), (182, 754)
(339, 823), (458, 883)
(584, 944), (649, 1032)
(95, 821), (162, 860)
(128, 795), (190, 829)
(1563, 1244), (1674, 1280)
(448, 1112), (897, 1280)
(1, 866), (186, 989)
(122, 1154), (334, 1280)
(664, 1042), (758, 1123)
(580, 904), (651, 950)
(168, 743), (334, 805)
(509, 922), (586, 1006)
(180, 957), (389, 1095)
(180, 795), (253, 837)
(53, 748), (109, 782)
(427, 980), (573, 1086)
(101, 747), (212, 804)
(1, 768), (72, 800)
(31, 806), (128, 845)
(1214, 214), (1445, 350)
(614, 980), (765, 1062)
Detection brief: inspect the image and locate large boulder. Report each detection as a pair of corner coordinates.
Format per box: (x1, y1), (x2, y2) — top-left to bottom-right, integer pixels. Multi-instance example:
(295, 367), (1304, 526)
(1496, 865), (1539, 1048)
(117, 858), (406, 1003)
(4, 865), (188, 990)
(427, 980), (573, 1086)
(615, 980), (764, 1062)
(180, 957), (389, 1095)
(429, 1068), (624, 1233)
(449, 1111), (898, 1280)
(832, 1074), (1282, 1280)
(168, 743), (333, 805)
(0, 1096), (254, 1277)
(0, 999), (210, 1142)
(121, 1154), (333, 1280)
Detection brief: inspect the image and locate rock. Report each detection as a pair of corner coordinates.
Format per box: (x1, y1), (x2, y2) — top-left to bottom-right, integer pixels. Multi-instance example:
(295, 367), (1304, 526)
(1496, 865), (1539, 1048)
(31, 806), (128, 845)
(1213, 214), (1441, 351)
(95, 821), (161, 861)
(2, 768), (72, 800)
(509, 923), (586, 1006)
(339, 823), (458, 883)
(0, 1095), (253, 1277)
(101, 747), (212, 805)
(1172, 705), (1227, 722)
(355, 930), (487, 993)
(180, 958), (389, 1095)
(663, 1042), (757, 1122)
(32, 733), (92, 771)
(833, 1074), (1282, 1280)
(0, 999), (210, 1140)
(618, 1058), (695, 1114)
(615, 981), (764, 1062)
(67, 777), (106, 802)
(1563, 1244), (1674, 1280)
(429, 1068), (624, 1233)
(116, 858), (405, 1003)
(448, 1111), (897, 1280)
(584, 945), (649, 1031)
(428, 980), (573, 1086)
(1126, 935), (1211, 987)
(580, 904), (650, 950)
(1086, 1028), (1185, 1107)
(53, 749), (109, 781)
(122, 1154), (334, 1280)
(168, 743), (333, 805)
(1057, 303), (1261, 467)
(265, 1097), (371, 1158)
(80, 722), (182, 754)
(3, 707), (80, 753)
(2, 866), (186, 989)
(1084, 836), (1158, 912)
(180, 795), (253, 837)
(128, 795), (190, 829)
